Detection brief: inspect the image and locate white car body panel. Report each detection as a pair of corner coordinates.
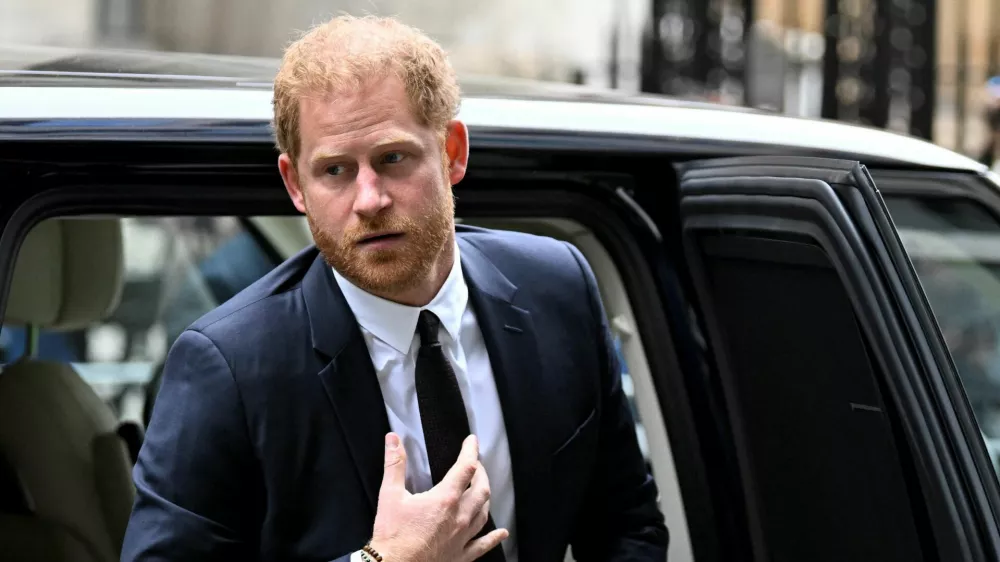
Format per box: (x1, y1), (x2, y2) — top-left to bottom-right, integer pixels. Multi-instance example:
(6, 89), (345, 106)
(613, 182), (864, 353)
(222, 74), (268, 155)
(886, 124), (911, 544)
(0, 86), (984, 172)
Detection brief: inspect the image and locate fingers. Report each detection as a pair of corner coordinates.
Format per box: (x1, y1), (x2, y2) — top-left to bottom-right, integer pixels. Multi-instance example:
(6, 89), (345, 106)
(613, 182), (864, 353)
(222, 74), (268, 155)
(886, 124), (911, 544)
(443, 435), (479, 492)
(470, 496), (491, 536)
(463, 528), (509, 562)
(458, 461), (491, 535)
(380, 433), (407, 495)
(466, 460), (490, 507)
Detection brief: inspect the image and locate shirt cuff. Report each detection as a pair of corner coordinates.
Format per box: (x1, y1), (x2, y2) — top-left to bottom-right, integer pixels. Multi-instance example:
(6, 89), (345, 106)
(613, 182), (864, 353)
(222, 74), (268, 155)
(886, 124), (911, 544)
(350, 551), (366, 562)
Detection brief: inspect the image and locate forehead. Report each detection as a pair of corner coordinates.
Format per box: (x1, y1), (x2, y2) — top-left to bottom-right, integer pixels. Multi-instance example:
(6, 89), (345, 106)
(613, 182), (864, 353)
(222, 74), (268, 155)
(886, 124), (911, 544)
(297, 77), (428, 154)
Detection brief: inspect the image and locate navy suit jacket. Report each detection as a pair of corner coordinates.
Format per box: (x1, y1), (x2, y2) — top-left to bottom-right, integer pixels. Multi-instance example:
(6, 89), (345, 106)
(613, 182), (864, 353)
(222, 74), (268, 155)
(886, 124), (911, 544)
(121, 226), (668, 561)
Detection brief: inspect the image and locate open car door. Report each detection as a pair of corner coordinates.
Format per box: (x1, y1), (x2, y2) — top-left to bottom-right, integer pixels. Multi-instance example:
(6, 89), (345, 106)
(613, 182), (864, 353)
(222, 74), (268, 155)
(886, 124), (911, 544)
(678, 156), (1000, 562)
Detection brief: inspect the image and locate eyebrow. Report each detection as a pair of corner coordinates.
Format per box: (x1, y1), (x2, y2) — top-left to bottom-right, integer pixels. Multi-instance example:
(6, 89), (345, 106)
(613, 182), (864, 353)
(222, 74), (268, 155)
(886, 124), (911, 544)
(308, 134), (423, 167)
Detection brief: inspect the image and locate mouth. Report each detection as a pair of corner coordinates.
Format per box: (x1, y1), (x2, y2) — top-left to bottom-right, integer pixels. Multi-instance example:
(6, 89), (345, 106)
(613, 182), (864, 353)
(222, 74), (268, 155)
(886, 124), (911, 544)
(356, 231), (405, 246)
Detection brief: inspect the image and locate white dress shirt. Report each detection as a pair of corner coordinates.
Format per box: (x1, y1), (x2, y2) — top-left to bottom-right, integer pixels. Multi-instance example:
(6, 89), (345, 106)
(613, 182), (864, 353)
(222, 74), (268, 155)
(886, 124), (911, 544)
(336, 242), (518, 562)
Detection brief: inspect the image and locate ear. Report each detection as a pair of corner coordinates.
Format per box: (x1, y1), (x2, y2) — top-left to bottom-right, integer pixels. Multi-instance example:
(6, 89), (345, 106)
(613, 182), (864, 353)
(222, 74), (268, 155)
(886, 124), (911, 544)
(278, 153), (307, 214)
(444, 120), (470, 185)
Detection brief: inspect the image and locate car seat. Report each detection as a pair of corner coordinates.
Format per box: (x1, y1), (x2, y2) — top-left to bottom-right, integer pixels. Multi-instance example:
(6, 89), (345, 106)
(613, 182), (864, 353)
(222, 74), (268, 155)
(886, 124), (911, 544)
(0, 218), (135, 562)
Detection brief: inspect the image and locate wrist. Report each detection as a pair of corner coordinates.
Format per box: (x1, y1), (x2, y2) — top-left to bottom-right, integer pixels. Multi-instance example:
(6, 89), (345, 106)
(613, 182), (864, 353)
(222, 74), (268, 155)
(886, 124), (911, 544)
(364, 539), (392, 562)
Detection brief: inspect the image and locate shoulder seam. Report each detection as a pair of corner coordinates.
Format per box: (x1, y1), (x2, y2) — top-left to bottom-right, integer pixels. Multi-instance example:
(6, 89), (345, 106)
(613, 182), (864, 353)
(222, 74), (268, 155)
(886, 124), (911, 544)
(196, 286), (302, 333)
(561, 240), (600, 323)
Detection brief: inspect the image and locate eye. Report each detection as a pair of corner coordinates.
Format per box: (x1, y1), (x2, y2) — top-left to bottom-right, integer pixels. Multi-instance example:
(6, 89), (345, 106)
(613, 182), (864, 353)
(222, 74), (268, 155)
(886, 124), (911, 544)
(326, 165), (347, 176)
(382, 152), (405, 165)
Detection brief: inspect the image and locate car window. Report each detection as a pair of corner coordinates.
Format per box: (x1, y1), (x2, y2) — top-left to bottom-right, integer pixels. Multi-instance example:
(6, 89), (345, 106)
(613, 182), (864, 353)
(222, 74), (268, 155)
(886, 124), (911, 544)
(0, 216), (282, 426)
(886, 195), (1000, 474)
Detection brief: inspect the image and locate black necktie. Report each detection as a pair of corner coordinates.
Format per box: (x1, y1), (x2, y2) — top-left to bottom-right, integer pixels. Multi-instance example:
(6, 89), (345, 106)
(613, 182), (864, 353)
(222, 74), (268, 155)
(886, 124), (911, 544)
(415, 310), (506, 562)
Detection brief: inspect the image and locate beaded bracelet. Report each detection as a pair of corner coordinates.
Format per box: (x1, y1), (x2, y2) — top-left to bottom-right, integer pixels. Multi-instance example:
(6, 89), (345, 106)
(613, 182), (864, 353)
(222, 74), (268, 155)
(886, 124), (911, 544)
(361, 543), (384, 562)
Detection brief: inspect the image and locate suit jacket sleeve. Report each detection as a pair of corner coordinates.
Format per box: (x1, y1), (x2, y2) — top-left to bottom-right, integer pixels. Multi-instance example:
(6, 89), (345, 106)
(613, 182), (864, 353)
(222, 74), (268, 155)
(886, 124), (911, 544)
(564, 243), (670, 561)
(120, 329), (278, 561)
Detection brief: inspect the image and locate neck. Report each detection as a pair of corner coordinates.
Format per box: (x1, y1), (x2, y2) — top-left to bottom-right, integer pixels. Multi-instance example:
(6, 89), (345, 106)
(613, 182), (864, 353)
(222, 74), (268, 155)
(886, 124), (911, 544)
(378, 233), (456, 307)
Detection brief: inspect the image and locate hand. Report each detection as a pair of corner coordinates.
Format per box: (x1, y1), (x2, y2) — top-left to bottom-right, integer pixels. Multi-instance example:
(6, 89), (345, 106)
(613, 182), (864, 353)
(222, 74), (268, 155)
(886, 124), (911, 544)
(368, 433), (508, 562)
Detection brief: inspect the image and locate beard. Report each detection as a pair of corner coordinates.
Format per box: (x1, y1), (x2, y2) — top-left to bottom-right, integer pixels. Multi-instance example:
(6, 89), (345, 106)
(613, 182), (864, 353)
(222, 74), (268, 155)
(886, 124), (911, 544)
(307, 185), (455, 296)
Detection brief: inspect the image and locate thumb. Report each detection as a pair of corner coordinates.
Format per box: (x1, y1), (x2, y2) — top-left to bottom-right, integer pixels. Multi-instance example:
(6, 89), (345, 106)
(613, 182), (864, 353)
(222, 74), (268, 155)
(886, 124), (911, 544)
(381, 433), (407, 493)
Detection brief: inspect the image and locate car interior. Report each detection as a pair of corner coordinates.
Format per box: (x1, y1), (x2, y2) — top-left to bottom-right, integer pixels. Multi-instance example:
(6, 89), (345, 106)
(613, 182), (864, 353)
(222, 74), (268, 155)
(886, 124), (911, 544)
(0, 218), (135, 562)
(0, 214), (695, 562)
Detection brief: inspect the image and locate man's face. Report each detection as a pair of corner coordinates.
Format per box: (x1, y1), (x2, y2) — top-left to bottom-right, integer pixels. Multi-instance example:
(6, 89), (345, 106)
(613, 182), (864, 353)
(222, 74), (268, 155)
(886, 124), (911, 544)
(278, 76), (468, 298)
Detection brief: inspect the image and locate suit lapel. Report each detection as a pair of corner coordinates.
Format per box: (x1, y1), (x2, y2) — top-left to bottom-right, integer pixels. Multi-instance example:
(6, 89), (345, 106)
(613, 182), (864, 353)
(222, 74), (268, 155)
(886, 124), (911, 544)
(301, 251), (390, 513)
(299, 239), (553, 550)
(459, 237), (549, 558)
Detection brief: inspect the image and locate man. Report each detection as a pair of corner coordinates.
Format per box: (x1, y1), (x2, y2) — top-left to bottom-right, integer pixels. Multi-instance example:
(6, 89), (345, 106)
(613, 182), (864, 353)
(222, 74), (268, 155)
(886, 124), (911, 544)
(121, 14), (667, 562)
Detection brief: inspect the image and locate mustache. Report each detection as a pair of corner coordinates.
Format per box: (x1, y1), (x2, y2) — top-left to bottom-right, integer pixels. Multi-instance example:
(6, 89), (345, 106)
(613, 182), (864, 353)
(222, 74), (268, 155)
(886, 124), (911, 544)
(343, 214), (413, 244)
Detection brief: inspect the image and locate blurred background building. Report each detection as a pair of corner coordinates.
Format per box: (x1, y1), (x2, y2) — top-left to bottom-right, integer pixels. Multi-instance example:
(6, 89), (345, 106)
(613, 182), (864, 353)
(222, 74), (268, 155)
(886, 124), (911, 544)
(3, 0), (1000, 157)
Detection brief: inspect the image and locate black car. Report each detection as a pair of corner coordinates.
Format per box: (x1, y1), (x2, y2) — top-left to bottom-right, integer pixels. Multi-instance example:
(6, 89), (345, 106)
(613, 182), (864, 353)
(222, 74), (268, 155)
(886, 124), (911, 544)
(3, 46), (1000, 562)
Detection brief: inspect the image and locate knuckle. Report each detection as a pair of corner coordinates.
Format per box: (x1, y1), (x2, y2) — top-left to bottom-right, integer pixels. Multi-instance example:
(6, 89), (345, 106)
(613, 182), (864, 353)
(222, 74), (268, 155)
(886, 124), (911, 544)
(441, 490), (461, 508)
(473, 509), (488, 529)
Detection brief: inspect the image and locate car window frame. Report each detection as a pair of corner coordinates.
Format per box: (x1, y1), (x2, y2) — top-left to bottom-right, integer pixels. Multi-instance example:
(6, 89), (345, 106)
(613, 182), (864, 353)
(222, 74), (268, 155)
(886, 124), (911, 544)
(873, 168), (1000, 520)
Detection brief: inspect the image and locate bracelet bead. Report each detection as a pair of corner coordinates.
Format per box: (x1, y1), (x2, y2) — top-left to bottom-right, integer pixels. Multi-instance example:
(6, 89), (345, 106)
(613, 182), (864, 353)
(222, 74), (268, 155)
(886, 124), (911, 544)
(361, 542), (384, 562)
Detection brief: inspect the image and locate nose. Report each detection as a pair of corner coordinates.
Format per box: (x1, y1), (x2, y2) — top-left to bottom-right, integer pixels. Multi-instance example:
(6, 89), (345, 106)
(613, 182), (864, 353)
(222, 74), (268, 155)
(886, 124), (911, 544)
(352, 165), (391, 218)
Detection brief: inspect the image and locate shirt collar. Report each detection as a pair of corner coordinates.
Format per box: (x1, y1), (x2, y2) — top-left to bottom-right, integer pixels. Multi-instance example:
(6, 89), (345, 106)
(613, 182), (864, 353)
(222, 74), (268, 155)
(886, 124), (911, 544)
(332, 241), (468, 354)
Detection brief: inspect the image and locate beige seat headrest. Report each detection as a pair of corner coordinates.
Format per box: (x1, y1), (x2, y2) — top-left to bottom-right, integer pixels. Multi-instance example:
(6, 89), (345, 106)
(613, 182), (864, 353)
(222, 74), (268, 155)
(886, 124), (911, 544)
(5, 219), (123, 331)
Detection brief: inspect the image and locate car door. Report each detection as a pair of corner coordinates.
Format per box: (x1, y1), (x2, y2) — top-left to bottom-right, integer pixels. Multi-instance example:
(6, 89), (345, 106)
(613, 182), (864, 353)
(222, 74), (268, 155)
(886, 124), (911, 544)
(677, 156), (1000, 562)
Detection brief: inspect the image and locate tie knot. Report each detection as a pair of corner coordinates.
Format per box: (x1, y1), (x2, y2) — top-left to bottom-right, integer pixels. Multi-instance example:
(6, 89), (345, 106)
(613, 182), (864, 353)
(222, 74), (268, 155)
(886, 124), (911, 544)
(417, 310), (441, 345)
